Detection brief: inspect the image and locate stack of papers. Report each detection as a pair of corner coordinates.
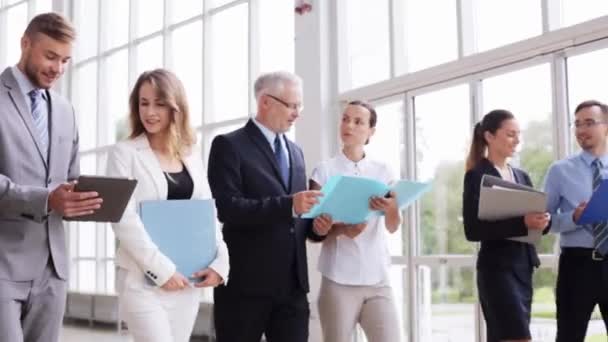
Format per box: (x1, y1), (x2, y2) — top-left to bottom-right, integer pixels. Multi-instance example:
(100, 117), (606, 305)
(478, 174), (547, 244)
(302, 175), (431, 224)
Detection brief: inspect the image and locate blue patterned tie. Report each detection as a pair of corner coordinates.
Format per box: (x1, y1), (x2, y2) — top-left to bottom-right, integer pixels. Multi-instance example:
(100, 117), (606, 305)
(274, 135), (289, 186)
(591, 159), (608, 255)
(28, 89), (49, 160)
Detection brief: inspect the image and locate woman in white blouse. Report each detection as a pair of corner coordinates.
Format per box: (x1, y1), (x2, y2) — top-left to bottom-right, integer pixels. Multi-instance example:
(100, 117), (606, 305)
(310, 100), (402, 342)
(106, 69), (229, 342)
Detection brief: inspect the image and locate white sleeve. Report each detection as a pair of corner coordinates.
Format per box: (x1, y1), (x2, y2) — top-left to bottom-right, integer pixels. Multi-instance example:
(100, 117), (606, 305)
(106, 143), (176, 286)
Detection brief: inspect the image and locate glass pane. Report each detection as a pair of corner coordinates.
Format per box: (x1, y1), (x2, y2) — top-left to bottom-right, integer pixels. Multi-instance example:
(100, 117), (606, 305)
(135, 0), (163, 38)
(366, 101), (405, 256)
(483, 64), (556, 254)
(136, 36), (163, 76)
(567, 48), (608, 118)
(73, 0), (98, 61)
(77, 222), (96, 258)
(344, 0), (390, 89)
(105, 260), (116, 294)
(106, 224), (116, 258)
(6, 3), (27, 66)
(401, 0), (458, 73)
(6, 0), (24, 5)
(103, 49), (129, 143)
(259, 0), (294, 73)
(415, 85), (474, 255)
(419, 265), (476, 341)
(209, 0), (237, 9)
(72, 62), (98, 151)
(567, 48), (608, 154)
(209, 3), (248, 122)
(530, 267), (557, 341)
(171, 0), (203, 23)
(34, 0), (52, 14)
(474, 0), (542, 52)
(77, 260), (96, 293)
(561, 0), (608, 27)
(101, 0), (129, 51)
(172, 20), (203, 127)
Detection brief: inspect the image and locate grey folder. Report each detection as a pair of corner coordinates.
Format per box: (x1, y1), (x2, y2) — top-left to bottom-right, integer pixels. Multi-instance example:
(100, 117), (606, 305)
(478, 174), (546, 244)
(65, 175), (137, 222)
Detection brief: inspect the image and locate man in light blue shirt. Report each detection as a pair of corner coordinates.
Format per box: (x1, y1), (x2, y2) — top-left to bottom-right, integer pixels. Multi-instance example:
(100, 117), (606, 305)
(544, 100), (608, 342)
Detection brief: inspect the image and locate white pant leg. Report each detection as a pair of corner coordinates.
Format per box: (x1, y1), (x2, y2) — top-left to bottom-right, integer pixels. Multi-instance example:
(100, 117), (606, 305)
(159, 287), (201, 342)
(318, 277), (364, 342)
(358, 285), (401, 342)
(117, 268), (201, 342)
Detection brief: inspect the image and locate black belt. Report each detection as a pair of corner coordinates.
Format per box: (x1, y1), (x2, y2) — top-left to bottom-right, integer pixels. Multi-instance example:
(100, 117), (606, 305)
(561, 247), (605, 261)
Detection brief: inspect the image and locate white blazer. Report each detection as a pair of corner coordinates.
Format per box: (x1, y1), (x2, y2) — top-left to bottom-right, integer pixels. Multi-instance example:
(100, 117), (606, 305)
(106, 134), (229, 287)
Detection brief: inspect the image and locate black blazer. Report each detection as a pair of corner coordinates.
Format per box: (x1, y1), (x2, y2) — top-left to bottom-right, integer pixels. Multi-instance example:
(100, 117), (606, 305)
(207, 120), (323, 296)
(463, 158), (540, 269)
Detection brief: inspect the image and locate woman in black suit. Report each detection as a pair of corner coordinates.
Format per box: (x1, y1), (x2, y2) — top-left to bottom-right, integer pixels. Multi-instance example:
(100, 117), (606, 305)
(463, 109), (550, 342)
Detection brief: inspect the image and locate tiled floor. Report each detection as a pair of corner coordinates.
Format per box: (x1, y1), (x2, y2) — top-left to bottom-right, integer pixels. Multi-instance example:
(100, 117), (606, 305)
(60, 324), (132, 342)
(60, 322), (210, 342)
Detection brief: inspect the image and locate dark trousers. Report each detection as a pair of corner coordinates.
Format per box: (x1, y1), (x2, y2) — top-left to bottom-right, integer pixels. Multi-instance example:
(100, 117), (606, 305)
(214, 285), (309, 342)
(556, 248), (608, 342)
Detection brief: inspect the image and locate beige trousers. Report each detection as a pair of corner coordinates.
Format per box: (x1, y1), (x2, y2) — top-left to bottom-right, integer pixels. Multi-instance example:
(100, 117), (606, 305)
(318, 277), (401, 342)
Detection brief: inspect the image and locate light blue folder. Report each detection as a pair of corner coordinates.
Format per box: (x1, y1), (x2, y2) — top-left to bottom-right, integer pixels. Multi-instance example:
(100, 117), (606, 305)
(140, 199), (217, 282)
(302, 175), (432, 224)
(577, 179), (608, 225)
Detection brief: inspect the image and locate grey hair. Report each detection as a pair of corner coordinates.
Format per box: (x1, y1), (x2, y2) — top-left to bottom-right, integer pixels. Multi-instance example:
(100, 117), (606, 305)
(253, 71), (302, 101)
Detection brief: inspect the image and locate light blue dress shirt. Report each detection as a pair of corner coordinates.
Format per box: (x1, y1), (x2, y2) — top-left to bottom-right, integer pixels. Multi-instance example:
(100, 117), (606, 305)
(544, 151), (608, 248)
(11, 65), (47, 111)
(252, 118), (290, 168)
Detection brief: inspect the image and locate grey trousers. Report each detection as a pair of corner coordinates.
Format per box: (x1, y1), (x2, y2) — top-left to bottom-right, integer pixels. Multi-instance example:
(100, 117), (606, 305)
(0, 260), (67, 342)
(318, 277), (401, 342)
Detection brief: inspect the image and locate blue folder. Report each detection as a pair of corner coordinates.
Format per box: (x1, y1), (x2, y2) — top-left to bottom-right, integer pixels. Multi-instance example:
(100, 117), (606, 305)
(577, 179), (608, 225)
(140, 199), (217, 282)
(302, 175), (432, 224)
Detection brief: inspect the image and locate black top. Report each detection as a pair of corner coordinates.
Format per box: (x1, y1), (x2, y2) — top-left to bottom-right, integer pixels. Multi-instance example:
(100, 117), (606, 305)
(164, 164), (193, 200)
(462, 158), (541, 269)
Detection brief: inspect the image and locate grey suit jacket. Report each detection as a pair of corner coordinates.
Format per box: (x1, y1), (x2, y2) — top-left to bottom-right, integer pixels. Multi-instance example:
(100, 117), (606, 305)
(0, 67), (79, 281)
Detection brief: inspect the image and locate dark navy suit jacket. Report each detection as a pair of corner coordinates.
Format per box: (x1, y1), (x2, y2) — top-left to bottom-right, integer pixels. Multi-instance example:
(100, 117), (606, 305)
(207, 119), (323, 296)
(463, 158), (540, 269)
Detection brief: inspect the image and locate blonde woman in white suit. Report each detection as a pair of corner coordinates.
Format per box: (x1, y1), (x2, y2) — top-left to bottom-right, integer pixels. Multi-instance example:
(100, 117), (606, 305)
(106, 69), (229, 342)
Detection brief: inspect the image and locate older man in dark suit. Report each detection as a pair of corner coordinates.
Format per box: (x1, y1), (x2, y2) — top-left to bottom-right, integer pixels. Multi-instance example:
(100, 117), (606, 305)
(208, 71), (328, 342)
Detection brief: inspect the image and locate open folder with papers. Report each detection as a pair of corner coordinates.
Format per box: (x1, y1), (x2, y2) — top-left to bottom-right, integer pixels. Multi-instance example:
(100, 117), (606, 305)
(478, 174), (546, 244)
(302, 175), (431, 224)
(140, 199), (217, 282)
(577, 179), (608, 225)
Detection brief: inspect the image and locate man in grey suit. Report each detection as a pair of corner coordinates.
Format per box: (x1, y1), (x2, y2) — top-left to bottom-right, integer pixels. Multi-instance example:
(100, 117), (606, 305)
(0, 13), (102, 342)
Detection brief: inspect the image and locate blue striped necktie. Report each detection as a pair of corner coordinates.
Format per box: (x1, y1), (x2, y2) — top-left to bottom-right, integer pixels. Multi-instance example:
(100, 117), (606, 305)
(274, 135), (289, 186)
(28, 89), (49, 160)
(591, 159), (608, 255)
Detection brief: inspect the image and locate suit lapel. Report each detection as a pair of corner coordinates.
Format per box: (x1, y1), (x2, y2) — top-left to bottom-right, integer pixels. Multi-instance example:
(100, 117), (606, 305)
(245, 120), (289, 192)
(133, 135), (167, 199)
(2, 69), (48, 169)
(47, 90), (60, 174)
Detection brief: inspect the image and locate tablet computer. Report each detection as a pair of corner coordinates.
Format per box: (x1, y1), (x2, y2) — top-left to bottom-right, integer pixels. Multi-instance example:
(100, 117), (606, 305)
(64, 175), (138, 222)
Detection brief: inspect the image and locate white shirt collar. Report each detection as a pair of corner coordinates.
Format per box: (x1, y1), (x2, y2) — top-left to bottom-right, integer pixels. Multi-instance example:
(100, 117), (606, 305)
(337, 148), (369, 168)
(252, 117), (280, 149)
(11, 65), (40, 97)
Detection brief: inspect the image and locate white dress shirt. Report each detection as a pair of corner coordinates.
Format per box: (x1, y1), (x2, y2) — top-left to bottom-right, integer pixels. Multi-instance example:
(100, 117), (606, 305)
(311, 151), (393, 286)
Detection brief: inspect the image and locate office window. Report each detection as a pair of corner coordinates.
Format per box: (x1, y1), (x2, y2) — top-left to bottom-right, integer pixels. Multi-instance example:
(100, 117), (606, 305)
(171, 0), (203, 24)
(415, 84), (473, 255)
(135, 0), (163, 38)
(474, 0), (542, 52)
(343, 0), (390, 89)
(73, 0), (98, 62)
(6, 3), (27, 65)
(209, 3), (249, 122)
(561, 0), (608, 27)
(172, 20), (203, 127)
(400, 0), (458, 73)
(101, 0), (129, 51)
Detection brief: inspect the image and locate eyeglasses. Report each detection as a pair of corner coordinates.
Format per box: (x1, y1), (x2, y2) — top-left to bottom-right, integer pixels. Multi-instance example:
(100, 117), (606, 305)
(572, 120), (608, 129)
(265, 94), (303, 112)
